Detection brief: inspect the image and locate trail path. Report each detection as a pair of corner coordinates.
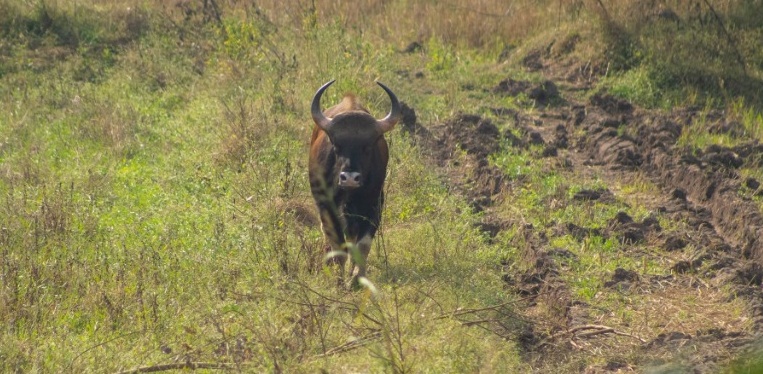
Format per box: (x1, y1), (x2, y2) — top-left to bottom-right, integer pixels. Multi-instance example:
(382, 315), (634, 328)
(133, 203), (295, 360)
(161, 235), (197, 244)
(402, 49), (763, 371)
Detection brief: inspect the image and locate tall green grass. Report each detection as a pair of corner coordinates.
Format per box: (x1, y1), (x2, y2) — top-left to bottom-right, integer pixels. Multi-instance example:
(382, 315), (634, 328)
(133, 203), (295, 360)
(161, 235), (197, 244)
(1, 0), (761, 372)
(0, 1), (530, 371)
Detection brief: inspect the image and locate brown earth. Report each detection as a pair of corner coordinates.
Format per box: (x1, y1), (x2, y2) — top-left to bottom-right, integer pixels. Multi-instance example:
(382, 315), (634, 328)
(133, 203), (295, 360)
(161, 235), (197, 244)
(400, 47), (763, 372)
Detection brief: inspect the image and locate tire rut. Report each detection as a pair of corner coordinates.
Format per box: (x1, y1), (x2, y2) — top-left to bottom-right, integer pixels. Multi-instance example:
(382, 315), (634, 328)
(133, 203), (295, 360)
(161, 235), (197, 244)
(402, 73), (763, 371)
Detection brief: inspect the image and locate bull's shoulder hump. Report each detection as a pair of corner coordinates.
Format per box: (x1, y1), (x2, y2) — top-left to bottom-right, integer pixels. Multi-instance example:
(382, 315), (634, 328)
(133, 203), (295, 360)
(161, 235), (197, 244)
(324, 94), (369, 117)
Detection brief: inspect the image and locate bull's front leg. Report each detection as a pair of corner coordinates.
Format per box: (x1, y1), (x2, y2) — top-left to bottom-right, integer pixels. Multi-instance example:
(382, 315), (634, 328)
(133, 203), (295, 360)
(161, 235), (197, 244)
(315, 197), (348, 285)
(351, 233), (373, 280)
(350, 222), (378, 288)
(321, 219), (347, 282)
(346, 206), (381, 288)
(345, 232), (375, 290)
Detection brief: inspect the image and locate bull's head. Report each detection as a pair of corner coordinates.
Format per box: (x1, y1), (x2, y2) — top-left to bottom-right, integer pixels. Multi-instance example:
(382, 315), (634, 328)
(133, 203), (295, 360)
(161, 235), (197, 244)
(311, 80), (401, 189)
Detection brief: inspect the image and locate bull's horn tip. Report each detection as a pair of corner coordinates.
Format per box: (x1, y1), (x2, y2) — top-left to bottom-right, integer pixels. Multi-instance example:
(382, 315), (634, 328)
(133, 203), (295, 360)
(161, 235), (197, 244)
(318, 79), (336, 90)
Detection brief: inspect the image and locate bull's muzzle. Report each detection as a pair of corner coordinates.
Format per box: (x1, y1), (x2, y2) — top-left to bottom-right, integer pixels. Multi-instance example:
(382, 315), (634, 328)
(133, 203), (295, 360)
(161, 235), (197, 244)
(338, 171), (362, 189)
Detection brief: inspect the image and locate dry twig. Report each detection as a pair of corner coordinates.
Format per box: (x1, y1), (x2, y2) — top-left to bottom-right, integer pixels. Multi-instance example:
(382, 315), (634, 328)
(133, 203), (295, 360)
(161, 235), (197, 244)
(433, 295), (537, 321)
(537, 324), (646, 349)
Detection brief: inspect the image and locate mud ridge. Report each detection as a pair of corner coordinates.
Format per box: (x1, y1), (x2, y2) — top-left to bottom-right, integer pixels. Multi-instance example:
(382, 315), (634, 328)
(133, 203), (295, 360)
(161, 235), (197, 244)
(560, 85), (763, 371)
(579, 99), (763, 285)
(400, 104), (508, 213)
(400, 103), (575, 357)
(400, 56), (763, 370)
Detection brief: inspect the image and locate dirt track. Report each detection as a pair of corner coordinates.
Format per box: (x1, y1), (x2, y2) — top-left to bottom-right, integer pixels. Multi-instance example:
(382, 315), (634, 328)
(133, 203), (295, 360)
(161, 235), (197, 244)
(400, 52), (763, 371)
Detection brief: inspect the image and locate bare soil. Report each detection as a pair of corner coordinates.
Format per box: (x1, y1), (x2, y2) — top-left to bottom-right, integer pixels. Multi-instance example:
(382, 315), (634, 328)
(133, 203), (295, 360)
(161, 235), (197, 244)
(400, 49), (763, 372)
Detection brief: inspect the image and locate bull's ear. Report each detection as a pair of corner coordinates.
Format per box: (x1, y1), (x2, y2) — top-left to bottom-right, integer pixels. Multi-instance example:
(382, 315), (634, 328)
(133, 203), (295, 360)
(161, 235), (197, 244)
(375, 81), (401, 134)
(312, 80), (335, 131)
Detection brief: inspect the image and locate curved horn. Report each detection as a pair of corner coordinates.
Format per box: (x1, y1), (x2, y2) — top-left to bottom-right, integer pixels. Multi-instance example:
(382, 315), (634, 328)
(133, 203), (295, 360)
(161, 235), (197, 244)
(375, 81), (402, 134)
(311, 80), (335, 132)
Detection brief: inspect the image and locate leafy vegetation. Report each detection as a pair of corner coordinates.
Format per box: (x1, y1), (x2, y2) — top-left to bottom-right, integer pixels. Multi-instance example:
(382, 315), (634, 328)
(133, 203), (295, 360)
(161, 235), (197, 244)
(1, 0), (762, 372)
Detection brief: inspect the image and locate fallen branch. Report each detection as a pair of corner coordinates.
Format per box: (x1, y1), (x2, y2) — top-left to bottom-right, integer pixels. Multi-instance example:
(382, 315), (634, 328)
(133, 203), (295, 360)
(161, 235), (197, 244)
(575, 326), (615, 338)
(578, 327), (645, 343)
(434, 295), (537, 321)
(115, 362), (234, 374)
(460, 318), (496, 327)
(536, 324), (645, 349)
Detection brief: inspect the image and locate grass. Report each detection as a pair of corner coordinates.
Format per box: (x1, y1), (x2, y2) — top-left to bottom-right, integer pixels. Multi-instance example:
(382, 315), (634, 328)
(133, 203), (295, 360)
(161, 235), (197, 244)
(0, 1), (529, 371)
(1, 0), (763, 372)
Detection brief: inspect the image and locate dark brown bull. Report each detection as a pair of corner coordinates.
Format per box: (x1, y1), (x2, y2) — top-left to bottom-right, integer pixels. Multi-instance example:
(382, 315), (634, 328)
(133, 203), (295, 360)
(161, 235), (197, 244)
(308, 80), (401, 285)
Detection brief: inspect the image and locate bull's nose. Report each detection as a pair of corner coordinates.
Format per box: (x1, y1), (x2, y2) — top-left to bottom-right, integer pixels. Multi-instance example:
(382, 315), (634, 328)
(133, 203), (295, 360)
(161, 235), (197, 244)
(339, 172), (362, 188)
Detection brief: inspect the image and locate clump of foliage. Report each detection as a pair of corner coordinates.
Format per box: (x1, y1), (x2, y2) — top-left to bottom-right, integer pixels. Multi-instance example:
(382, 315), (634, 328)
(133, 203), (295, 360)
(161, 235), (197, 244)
(1, 0), (761, 372)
